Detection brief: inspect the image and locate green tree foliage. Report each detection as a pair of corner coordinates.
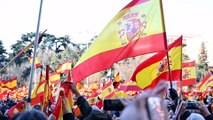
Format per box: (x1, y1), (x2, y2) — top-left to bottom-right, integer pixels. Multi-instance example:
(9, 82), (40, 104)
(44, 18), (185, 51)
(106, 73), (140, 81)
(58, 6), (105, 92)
(182, 42), (190, 62)
(196, 41), (208, 82)
(0, 40), (8, 74)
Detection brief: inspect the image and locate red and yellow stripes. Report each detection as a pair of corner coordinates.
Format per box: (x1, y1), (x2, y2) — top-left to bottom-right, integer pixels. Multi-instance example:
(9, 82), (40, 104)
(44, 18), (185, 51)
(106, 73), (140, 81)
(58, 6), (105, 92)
(181, 61), (196, 86)
(72, 0), (167, 82)
(29, 56), (41, 68)
(100, 81), (115, 99)
(50, 72), (60, 85)
(56, 60), (72, 74)
(196, 74), (213, 92)
(119, 80), (142, 92)
(52, 96), (63, 120)
(131, 36), (182, 90)
(0, 77), (17, 90)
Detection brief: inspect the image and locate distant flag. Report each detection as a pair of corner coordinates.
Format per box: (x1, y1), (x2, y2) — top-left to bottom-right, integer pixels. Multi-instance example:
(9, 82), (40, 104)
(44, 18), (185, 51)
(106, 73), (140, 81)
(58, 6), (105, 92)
(131, 36), (182, 90)
(56, 60), (72, 74)
(114, 72), (121, 82)
(195, 73), (213, 92)
(72, 0), (167, 82)
(42, 65), (50, 112)
(113, 72), (121, 89)
(115, 91), (129, 98)
(76, 82), (83, 90)
(31, 72), (46, 106)
(180, 61), (196, 86)
(100, 81), (115, 99)
(87, 94), (99, 105)
(29, 56), (41, 68)
(0, 77), (18, 90)
(0, 87), (8, 99)
(119, 80), (142, 92)
(49, 72), (60, 85)
(7, 101), (26, 119)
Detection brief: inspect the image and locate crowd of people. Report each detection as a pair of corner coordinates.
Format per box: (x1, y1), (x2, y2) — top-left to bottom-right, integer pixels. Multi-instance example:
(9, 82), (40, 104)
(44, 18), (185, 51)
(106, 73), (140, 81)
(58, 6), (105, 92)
(0, 80), (213, 120)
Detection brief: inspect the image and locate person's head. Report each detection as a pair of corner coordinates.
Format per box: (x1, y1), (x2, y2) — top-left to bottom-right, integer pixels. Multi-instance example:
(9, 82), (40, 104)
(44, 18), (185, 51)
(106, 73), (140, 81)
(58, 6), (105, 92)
(186, 113), (205, 120)
(33, 105), (41, 111)
(168, 88), (178, 101)
(14, 109), (47, 120)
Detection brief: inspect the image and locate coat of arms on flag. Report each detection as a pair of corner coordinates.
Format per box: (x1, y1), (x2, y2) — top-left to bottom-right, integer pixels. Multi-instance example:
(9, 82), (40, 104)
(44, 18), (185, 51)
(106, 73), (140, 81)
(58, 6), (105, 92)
(117, 10), (146, 45)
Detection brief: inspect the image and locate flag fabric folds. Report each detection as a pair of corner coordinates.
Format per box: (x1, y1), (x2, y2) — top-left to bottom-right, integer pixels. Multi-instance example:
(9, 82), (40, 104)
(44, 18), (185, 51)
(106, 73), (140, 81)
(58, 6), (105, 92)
(29, 56), (41, 68)
(50, 72), (61, 85)
(56, 60), (72, 74)
(31, 72), (45, 106)
(114, 72), (121, 82)
(7, 101), (26, 119)
(195, 73), (213, 92)
(131, 36), (182, 90)
(42, 65), (50, 112)
(181, 61), (196, 86)
(52, 96), (63, 120)
(100, 81), (115, 99)
(0, 77), (17, 90)
(72, 0), (167, 82)
(119, 80), (142, 92)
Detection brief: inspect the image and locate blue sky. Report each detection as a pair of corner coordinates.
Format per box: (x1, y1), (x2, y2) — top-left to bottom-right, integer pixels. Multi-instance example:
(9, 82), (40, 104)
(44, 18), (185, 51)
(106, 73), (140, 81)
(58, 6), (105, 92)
(0, 0), (213, 65)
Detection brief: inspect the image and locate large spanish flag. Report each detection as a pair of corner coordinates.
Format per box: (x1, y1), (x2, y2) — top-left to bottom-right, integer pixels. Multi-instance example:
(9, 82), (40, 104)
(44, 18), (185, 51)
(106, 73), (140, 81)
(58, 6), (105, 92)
(181, 61), (196, 86)
(0, 77), (17, 90)
(132, 36), (182, 90)
(72, 0), (167, 82)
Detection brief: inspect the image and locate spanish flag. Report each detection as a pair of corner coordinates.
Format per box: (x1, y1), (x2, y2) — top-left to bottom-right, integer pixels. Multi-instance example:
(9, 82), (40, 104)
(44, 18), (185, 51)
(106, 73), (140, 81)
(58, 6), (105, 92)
(114, 72), (121, 82)
(72, 0), (167, 82)
(196, 73), (213, 92)
(7, 101), (26, 119)
(132, 36), (182, 90)
(87, 94), (99, 105)
(0, 77), (17, 90)
(42, 65), (50, 112)
(0, 87), (7, 99)
(119, 80), (142, 92)
(31, 72), (46, 106)
(100, 81), (115, 99)
(56, 60), (72, 74)
(29, 56), (41, 68)
(52, 96), (63, 120)
(181, 61), (196, 86)
(50, 72), (60, 85)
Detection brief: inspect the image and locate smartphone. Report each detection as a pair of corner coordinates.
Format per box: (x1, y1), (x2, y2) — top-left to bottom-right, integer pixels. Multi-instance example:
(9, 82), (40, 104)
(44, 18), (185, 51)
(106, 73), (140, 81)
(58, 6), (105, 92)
(103, 99), (125, 111)
(146, 97), (167, 120)
(186, 102), (199, 109)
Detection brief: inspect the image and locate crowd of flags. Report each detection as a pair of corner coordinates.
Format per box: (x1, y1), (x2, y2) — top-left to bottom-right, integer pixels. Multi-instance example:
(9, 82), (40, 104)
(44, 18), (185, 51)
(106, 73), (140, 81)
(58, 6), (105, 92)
(0, 0), (212, 119)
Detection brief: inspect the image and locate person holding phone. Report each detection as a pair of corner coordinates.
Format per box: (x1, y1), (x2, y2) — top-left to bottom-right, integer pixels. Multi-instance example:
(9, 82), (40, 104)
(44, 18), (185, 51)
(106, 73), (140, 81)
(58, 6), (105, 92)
(120, 80), (169, 120)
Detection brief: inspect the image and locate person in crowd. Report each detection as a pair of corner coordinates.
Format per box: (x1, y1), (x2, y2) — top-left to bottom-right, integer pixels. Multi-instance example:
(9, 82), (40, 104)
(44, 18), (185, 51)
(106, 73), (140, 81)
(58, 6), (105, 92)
(70, 82), (112, 120)
(12, 109), (47, 120)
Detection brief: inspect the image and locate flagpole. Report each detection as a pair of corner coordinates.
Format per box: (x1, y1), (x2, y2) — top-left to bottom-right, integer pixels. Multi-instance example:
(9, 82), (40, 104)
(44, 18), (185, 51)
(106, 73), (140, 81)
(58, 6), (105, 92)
(0, 30), (46, 74)
(27, 0), (43, 110)
(159, 0), (173, 88)
(180, 36), (183, 98)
